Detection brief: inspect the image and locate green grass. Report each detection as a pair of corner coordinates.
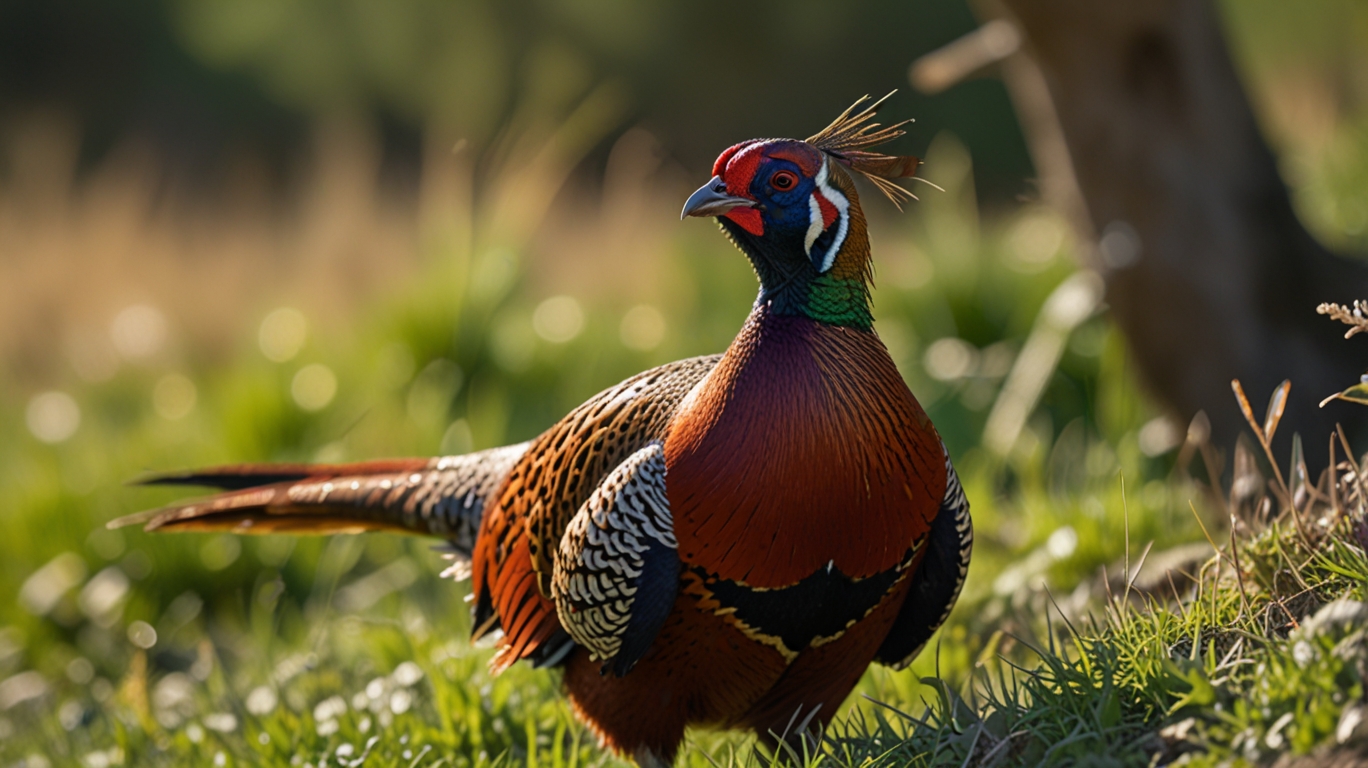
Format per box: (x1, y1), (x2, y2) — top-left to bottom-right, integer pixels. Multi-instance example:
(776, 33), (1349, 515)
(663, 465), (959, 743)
(5, 125), (1368, 767)
(12, 469), (1366, 767)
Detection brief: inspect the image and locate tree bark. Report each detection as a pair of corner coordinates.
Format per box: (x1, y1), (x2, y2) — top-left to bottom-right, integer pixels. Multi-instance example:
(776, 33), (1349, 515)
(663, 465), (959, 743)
(990, 0), (1368, 464)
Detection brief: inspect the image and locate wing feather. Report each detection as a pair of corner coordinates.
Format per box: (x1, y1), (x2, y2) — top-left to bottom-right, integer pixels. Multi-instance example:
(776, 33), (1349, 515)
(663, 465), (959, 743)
(470, 355), (719, 671)
(553, 443), (678, 677)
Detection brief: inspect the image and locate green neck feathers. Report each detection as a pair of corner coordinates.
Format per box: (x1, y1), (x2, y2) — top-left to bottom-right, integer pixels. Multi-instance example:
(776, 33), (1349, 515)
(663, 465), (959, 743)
(802, 274), (873, 330)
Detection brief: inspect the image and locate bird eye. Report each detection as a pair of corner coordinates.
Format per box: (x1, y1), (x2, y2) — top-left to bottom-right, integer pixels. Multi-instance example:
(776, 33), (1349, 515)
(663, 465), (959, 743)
(770, 171), (798, 191)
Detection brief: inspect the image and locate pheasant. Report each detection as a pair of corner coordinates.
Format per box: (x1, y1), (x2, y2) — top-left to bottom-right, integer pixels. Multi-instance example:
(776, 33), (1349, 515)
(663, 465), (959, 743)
(113, 94), (973, 767)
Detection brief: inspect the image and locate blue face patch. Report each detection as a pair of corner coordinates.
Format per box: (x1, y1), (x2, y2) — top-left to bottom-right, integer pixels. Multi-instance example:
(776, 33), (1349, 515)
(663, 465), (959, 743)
(748, 159), (816, 233)
(746, 157), (850, 274)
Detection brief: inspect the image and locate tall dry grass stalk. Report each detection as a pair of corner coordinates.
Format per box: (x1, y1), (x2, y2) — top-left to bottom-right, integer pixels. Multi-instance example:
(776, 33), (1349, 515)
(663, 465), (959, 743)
(0, 86), (688, 393)
(0, 112), (426, 385)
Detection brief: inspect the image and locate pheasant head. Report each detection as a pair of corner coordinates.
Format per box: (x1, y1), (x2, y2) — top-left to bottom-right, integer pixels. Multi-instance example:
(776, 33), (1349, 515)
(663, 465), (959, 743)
(681, 93), (921, 330)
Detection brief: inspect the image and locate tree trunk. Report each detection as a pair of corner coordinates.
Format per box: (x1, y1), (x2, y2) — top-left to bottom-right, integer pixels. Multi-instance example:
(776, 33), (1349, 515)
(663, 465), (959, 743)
(989, 0), (1368, 464)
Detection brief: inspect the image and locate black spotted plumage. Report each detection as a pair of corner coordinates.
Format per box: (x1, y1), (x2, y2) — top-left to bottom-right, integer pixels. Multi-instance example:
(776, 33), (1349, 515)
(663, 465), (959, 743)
(553, 442), (679, 676)
(119, 95), (972, 768)
(468, 354), (720, 665)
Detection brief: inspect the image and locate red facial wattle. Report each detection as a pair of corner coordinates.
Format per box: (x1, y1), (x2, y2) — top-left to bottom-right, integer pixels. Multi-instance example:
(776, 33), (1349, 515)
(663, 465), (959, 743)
(715, 141), (767, 235)
(711, 140), (759, 178)
(720, 146), (763, 192)
(722, 207), (764, 236)
(701, 139), (833, 239)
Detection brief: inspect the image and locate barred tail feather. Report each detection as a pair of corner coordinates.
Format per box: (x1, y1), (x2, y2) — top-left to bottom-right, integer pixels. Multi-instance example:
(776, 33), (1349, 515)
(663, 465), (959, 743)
(111, 443), (529, 556)
(131, 459), (432, 492)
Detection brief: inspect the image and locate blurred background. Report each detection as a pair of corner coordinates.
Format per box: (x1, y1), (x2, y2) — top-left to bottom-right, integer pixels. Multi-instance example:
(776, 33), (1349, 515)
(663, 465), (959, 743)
(2, 0), (1367, 764)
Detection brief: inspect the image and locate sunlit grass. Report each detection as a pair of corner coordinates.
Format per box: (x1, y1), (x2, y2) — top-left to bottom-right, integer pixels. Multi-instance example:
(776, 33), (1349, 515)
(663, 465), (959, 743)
(0, 124), (1182, 766)
(6, 72), (1368, 764)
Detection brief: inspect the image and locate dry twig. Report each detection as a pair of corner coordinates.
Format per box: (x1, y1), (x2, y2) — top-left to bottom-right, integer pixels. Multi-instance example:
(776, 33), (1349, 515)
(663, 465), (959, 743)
(1316, 301), (1368, 339)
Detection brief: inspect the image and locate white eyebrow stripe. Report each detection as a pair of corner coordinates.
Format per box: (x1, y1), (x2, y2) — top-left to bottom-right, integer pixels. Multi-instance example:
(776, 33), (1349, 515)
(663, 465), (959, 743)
(812, 160), (850, 273)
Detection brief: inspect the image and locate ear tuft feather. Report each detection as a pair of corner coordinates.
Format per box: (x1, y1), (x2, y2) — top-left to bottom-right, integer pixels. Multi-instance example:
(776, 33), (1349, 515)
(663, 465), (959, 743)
(807, 92), (923, 209)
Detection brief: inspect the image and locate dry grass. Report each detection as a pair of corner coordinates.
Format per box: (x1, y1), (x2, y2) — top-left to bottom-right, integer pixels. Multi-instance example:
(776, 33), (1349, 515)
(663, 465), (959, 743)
(0, 113), (432, 386)
(0, 87), (682, 392)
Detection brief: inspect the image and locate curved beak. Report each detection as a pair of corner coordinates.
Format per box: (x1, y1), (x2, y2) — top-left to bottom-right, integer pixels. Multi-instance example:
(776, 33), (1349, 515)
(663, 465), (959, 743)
(680, 176), (755, 220)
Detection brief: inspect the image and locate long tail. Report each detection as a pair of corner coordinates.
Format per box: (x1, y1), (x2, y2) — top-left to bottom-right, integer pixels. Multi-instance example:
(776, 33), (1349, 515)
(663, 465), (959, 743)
(111, 443), (530, 557)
